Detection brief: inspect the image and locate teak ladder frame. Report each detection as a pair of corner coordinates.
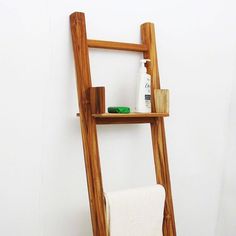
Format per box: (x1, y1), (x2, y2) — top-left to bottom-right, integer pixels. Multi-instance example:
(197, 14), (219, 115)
(70, 12), (176, 236)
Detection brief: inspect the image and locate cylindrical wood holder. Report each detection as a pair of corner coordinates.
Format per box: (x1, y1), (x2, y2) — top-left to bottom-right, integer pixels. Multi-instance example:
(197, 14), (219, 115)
(89, 86), (105, 114)
(154, 89), (169, 114)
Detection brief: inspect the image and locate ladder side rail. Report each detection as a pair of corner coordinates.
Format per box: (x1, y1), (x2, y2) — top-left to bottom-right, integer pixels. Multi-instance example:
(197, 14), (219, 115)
(141, 22), (177, 236)
(70, 12), (107, 236)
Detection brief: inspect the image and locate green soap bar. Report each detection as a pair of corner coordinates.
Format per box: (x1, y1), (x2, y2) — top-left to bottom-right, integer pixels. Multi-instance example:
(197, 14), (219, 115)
(108, 107), (130, 114)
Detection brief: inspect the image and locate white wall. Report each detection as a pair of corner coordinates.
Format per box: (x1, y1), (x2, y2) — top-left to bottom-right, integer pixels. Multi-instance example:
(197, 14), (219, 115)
(0, 0), (235, 235)
(216, 62), (236, 235)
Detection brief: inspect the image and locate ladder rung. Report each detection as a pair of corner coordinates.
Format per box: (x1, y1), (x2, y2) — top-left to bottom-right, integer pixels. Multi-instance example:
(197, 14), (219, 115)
(87, 39), (148, 52)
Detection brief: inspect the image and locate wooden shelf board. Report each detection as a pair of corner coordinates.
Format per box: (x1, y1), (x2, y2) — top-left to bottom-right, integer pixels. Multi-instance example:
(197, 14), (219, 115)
(92, 112), (169, 118)
(76, 112), (168, 124)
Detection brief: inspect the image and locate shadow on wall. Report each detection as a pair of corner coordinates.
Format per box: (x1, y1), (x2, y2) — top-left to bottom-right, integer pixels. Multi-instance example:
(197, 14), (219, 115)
(216, 60), (236, 236)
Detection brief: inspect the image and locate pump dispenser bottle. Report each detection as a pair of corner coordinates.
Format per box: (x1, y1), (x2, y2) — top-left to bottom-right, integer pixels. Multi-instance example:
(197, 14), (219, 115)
(135, 59), (151, 112)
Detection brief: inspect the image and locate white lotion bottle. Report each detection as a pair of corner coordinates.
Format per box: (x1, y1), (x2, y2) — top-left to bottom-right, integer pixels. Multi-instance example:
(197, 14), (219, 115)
(135, 59), (151, 113)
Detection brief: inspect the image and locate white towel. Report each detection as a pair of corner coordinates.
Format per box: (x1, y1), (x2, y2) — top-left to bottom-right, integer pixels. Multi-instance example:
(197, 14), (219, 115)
(105, 185), (165, 236)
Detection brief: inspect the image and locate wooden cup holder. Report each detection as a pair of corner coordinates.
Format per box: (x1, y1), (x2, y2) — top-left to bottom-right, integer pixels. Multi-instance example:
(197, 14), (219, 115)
(154, 89), (169, 114)
(89, 86), (105, 114)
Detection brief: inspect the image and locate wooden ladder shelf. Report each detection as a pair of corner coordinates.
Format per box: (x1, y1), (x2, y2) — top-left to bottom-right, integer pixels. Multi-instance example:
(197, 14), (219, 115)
(70, 11), (176, 236)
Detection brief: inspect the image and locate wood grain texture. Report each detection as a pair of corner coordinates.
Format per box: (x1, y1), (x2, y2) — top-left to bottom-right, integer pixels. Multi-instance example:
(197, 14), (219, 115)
(89, 87), (105, 114)
(92, 112), (169, 118)
(95, 117), (157, 124)
(154, 89), (169, 114)
(141, 23), (176, 236)
(94, 112), (168, 125)
(71, 11), (176, 236)
(88, 39), (148, 52)
(77, 113), (168, 124)
(70, 12), (107, 236)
